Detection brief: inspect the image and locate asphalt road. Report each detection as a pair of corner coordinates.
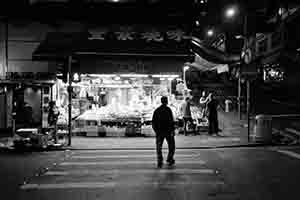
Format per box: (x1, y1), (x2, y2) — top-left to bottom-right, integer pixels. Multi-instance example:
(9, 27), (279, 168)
(2, 146), (300, 200)
(0, 149), (68, 200)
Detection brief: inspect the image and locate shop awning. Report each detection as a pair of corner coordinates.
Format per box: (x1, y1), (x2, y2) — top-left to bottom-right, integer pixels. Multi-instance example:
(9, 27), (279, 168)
(190, 36), (241, 64)
(33, 32), (193, 61)
(185, 54), (229, 73)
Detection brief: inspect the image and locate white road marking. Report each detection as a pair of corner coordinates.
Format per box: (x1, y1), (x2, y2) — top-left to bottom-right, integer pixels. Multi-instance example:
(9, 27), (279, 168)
(285, 128), (300, 137)
(59, 160), (206, 166)
(44, 169), (215, 176)
(72, 149), (205, 154)
(272, 128), (295, 140)
(205, 137), (240, 142)
(71, 154), (201, 159)
(276, 150), (300, 160)
(20, 181), (224, 190)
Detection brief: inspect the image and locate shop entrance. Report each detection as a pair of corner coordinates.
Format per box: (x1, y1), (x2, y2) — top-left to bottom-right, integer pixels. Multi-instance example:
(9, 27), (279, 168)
(55, 73), (184, 138)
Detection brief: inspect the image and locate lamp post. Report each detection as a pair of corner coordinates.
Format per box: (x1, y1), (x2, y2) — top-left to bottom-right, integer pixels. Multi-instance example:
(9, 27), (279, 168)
(67, 56), (72, 146)
(225, 4), (252, 141)
(224, 5), (243, 119)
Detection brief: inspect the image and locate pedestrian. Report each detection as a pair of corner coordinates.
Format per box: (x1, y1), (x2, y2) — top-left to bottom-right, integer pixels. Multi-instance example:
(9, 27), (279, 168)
(180, 97), (193, 135)
(152, 96), (176, 168)
(199, 90), (209, 118)
(48, 101), (60, 143)
(206, 93), (220, 135)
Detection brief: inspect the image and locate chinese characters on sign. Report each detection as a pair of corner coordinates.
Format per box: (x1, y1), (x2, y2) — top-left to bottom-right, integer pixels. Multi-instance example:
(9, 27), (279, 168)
(141, 30), (164, 42)
(89, 29), (108, 40)
(166, 29), (190, 42)
(89, 27), (190, 42)
(115, 27), (135, 41)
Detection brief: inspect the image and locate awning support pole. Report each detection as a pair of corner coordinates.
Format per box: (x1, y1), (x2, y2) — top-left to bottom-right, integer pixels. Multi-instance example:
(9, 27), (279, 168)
(247, 79), (250, 142)
(5, 18), (8, 128)
(238, 77), (241, 120)
(67, 55), (72, 146)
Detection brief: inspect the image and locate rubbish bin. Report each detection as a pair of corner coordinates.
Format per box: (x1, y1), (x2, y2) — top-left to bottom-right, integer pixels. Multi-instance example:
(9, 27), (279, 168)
(252, 115), (272, 143)
(225, 99), (232, 112)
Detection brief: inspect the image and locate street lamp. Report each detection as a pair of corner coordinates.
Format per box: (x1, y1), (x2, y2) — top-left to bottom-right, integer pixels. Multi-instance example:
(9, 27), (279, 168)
(207, 29), (214, 37)
(225, 6), (237, 18)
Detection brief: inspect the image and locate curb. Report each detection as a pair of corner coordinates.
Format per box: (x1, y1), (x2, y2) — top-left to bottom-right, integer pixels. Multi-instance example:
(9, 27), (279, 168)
(1, 142), (299, 152)
(63, 142), (291, 151)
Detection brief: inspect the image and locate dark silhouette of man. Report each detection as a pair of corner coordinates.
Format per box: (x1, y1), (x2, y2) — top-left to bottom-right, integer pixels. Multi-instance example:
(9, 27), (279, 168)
(152, 96), (175, 168)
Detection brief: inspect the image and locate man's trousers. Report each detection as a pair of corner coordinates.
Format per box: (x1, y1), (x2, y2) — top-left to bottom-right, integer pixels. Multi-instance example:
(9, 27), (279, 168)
(156, 133), (175, 164)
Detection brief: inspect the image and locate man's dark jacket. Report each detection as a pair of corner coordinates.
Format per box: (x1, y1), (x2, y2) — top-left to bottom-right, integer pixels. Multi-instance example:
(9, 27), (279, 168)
(152, 105), (175, 135)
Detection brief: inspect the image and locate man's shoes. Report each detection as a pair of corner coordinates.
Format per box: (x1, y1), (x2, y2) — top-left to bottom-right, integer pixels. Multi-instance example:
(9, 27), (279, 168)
(157, 162), (163, 168)
(167, 159), (175, 166)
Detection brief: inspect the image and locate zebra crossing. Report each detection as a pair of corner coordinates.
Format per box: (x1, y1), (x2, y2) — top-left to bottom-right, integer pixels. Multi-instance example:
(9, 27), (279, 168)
(18, 149), (235, 200)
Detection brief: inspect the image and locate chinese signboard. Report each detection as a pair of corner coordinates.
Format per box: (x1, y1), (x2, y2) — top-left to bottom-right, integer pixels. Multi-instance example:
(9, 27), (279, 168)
(88, 26), (190, 42)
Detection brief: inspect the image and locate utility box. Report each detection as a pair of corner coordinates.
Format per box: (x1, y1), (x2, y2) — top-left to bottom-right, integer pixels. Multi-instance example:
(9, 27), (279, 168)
(253, 115), (272, 143)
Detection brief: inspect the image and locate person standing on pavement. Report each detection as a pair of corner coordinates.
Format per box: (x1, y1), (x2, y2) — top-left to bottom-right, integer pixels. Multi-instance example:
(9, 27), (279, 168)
(152, 96), (176, 168)
(181, 97), (193, 135)
(199, 91), (209, 118)
(48, 101), (60, 143)
(206, 93), (220, 135)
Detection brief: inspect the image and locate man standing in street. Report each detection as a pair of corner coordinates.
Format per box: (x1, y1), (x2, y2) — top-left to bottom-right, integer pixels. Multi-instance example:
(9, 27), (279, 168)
(152, 96), (176, 168)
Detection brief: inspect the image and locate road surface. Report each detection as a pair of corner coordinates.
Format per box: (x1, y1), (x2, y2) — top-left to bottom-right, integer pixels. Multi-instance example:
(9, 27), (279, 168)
(2, 146), (300, 200)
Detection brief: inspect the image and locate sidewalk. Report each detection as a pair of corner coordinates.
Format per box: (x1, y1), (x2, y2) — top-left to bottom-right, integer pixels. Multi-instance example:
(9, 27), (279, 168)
(0, 110), (260, 150)
(68, 110), (255, 150)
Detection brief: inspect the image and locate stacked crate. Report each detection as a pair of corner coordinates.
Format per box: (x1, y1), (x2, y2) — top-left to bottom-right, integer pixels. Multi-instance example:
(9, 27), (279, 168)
(85, 120), (100, 137)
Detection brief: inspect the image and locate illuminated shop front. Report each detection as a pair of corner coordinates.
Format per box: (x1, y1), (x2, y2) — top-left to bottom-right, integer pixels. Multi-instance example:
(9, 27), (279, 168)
(53, 72), (184, 136)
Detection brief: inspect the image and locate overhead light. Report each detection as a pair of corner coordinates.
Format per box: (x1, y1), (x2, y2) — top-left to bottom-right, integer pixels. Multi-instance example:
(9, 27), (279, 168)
(114, 76), (121, 81)
(278, 7), (285, 16)
(207, 29), (214, 37)
(152, 74), (180, 78)
(235, 35), (243, 39)
(88, 74), (116, 78)
(120, 74), (149, 78)
(225, 6), (238, 18)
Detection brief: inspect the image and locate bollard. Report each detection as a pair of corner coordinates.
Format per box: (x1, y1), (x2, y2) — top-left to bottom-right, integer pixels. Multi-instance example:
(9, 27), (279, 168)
(252, 115), (272, 143)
